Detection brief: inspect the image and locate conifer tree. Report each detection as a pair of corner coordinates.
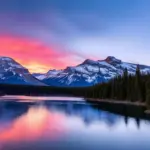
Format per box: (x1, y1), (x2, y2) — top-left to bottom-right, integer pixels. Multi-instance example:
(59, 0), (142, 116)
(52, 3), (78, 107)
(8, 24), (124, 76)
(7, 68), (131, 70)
(134, 65), (142, 101)
(123, 68), (128, 100)
(146, 79), (150, 106)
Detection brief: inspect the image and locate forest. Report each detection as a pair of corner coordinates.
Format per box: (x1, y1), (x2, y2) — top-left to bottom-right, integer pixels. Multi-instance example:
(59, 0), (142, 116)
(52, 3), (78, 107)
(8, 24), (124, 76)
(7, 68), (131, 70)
(81, 65), (150, 107)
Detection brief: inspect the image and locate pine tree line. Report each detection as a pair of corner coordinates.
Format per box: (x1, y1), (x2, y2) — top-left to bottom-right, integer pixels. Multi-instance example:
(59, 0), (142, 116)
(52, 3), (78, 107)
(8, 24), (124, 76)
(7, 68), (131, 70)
(83, 66), (150, 106)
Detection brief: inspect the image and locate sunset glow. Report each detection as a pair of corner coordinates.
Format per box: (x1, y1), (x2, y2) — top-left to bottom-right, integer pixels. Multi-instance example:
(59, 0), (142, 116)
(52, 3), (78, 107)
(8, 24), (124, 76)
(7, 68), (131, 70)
(0, 0), (150, 74)
(0, 35), (76, 73)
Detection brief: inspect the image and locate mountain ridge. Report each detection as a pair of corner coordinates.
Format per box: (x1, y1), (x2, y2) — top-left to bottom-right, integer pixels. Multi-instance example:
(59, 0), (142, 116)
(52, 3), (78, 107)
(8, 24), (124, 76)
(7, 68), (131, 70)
(33, 56), (150, 87)
(1, 56), (150, 87)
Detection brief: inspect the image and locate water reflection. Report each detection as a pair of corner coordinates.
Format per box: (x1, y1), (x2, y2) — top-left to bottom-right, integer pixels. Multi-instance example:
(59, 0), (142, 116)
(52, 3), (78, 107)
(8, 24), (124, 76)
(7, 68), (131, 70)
(0, 98), (150, 150)
(0, 106), (66, 143)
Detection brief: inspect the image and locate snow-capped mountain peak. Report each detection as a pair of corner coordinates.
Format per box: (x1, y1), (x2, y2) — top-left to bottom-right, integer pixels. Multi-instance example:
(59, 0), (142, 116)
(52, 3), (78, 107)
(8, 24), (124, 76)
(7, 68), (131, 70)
(82, 59), (99, 65)
(0, 56), (46, 85)
(33, 56), (150, 87)
(105, 56), (122, 64)
(0, 56), (28, 74)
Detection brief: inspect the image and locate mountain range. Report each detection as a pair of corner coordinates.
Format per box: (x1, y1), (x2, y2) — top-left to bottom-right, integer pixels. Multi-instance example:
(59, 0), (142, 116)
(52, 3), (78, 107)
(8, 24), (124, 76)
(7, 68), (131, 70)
(1, 56), (150, 87)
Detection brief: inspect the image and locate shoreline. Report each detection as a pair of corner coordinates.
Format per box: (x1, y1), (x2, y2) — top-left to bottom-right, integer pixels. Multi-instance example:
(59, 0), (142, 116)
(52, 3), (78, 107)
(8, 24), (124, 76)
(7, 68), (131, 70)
(87, 98), (146, 106)
(86, 98), (150, 114)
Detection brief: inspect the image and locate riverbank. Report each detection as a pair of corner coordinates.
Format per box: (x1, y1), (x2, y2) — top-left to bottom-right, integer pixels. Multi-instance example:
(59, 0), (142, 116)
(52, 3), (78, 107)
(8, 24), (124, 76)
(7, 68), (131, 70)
(87, 98), (146, 106)
(87, 98), (150, 114)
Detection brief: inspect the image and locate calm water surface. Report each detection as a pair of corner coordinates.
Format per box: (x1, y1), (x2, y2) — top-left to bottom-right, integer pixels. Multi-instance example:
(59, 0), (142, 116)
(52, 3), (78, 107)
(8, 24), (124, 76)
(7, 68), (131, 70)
(0, 96), (150, 150)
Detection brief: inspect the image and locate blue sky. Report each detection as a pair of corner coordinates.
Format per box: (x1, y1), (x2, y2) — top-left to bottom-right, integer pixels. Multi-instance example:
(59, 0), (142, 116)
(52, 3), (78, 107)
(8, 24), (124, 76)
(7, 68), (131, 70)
(0, 0), (150, 68)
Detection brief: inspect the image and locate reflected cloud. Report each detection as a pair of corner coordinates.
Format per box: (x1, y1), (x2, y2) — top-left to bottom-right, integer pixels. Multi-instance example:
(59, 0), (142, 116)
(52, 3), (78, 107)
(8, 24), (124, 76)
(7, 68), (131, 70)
(0, 106), (66, 143)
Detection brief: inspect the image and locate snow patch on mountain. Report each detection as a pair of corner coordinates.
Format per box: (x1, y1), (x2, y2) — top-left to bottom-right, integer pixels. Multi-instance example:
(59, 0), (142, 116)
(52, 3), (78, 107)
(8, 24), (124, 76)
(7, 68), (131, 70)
(32, 56), (150, 87)
(0, 57), (12, 61)
(0, 56), (46, 85)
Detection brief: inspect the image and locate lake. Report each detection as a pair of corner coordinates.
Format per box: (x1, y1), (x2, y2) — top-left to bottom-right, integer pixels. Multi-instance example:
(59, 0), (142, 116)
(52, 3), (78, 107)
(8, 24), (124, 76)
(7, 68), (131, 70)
(0, 96), (150, 150)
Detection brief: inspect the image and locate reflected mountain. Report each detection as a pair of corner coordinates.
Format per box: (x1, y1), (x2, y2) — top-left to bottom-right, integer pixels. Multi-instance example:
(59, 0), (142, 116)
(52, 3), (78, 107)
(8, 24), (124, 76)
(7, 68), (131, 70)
(0, 101), (30, 123)
(0, 100), (142, 128)
(44, 102), (122, 127)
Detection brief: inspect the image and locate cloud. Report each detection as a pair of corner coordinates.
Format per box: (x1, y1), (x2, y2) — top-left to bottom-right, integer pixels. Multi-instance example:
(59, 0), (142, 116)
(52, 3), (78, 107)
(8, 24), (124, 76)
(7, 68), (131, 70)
(0, 35), (79, 73)
(0, 0), (150, 71)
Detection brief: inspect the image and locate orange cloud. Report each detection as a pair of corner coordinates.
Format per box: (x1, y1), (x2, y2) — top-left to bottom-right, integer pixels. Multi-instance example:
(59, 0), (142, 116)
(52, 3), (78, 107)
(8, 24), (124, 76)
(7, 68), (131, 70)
(0, 35), (76, 73)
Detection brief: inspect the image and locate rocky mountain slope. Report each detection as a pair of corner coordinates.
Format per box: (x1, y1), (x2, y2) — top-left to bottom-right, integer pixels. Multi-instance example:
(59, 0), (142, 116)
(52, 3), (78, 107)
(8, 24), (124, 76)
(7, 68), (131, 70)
(33, 56), (150, 87)
(0, 57), (46, 85)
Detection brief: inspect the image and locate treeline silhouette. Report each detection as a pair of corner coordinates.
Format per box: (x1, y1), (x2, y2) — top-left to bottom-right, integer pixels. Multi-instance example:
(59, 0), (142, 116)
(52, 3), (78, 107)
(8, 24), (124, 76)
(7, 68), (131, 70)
(82, 65), (150, 106)
(0, 84), (74, 96)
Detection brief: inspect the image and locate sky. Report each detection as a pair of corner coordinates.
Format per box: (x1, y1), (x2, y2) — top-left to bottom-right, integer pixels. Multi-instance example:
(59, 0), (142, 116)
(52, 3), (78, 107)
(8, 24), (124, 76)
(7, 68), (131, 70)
(0, 0), (150, 73)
